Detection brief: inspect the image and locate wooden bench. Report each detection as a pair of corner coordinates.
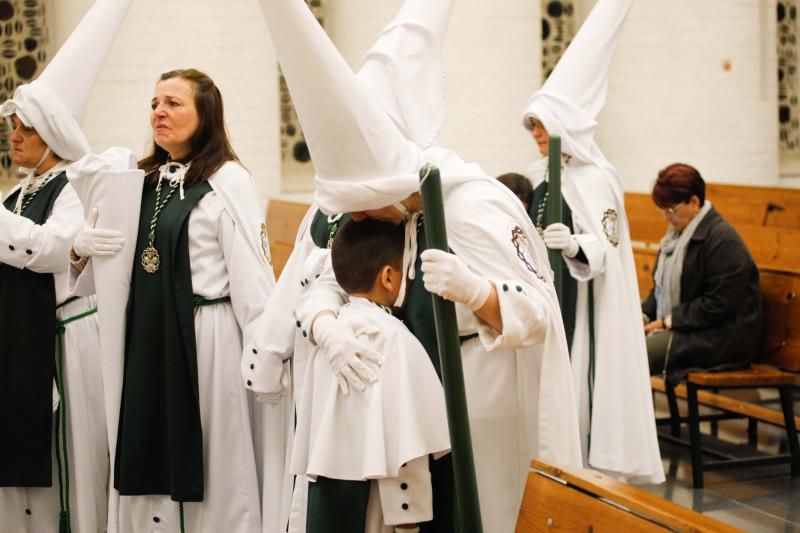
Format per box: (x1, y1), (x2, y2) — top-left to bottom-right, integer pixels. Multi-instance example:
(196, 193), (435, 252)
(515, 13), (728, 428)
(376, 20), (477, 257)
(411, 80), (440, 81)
(515, 460), (742, 532)
(626, 185), (800, 488)
(265, 199), (311, 277)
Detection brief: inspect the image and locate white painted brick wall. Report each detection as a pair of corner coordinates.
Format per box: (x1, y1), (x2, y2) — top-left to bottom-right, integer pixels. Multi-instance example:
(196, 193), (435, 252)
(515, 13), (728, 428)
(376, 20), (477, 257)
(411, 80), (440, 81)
(598, 0), (782, 191)
(328, 0), (540, 180)
(49, 0), (281, 206)
(49, 0), (795, 200)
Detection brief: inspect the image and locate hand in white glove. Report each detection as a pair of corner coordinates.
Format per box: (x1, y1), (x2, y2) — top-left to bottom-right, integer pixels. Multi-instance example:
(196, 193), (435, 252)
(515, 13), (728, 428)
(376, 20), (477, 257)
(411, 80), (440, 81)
(313, 313), (382, 394)
(542, 223), (580, 258)
(72, 207), (125, 258)
(256, 360), (291, 404)
(420, 249), (491, 311)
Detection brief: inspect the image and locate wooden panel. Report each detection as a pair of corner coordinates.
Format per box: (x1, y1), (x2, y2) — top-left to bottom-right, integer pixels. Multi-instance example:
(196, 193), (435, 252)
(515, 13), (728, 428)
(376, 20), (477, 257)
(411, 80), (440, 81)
(737, 226), (800, 275)
(519, 461), (743, 533)
(265, 199), (311, 278)
(633, 248), (657, 299)
(759, 271), (800, 371)
(516, 469), (664, 532)
(707, 184), (800, 230)
(269, 241), (295, 282)
(625, 192), (667, 245)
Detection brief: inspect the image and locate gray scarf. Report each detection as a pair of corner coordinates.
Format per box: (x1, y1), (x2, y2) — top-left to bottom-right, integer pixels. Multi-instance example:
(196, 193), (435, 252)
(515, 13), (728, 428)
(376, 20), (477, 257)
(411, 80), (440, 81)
(653, 201), (712, 320)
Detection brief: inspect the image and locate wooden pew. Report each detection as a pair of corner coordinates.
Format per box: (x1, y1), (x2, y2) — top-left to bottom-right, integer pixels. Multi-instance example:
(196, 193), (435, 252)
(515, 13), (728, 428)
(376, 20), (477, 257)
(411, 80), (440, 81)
(516, 460), (742, 532)
(626, 184), (800, 488)
(265, 199), (311, 277)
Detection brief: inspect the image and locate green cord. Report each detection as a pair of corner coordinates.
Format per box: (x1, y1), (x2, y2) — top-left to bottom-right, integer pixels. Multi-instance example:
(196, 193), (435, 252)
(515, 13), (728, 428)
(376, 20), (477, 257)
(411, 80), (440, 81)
(53, 304), (98, 533)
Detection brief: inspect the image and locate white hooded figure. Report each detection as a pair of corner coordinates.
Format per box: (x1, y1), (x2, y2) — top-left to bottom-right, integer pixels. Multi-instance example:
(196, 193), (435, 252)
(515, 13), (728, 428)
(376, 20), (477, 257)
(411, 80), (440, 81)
(65, 66), (287, 533)
(254, 0), (582, 531)
(521, 0), (664, 484)
(0, 1), (132, 531)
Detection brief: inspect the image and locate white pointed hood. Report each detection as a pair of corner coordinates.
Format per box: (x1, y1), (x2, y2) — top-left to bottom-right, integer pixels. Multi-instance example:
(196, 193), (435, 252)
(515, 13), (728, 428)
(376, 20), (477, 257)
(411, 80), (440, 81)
(356, 0), (454, 150)
(0, 0), (132, 162)
(521, 0), (633, 167)
(259, 0), (423, 215)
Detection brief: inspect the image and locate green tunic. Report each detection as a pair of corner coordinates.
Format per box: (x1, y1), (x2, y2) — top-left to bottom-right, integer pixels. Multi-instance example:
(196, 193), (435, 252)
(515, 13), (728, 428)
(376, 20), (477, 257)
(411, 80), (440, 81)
(0, 174), (68, 487)
(114, 179), (212, 502)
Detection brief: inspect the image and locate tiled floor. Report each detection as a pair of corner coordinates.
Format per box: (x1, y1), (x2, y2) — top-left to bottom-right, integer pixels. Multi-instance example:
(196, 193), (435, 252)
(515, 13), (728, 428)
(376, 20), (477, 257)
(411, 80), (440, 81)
(641, 397), (800, 532)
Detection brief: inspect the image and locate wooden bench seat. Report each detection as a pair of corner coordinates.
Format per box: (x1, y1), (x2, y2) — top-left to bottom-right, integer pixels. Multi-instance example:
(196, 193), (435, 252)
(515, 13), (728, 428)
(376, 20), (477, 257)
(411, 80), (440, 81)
(651, 376), (800, 430)
(687, 364), (800, 387)
(516, 460), (742, 532)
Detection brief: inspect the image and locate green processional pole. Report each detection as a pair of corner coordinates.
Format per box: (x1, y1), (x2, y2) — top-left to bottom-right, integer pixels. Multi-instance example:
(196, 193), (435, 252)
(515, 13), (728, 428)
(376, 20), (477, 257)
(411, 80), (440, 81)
(419, 164), (483, 533)
(546, 135), (564, 304)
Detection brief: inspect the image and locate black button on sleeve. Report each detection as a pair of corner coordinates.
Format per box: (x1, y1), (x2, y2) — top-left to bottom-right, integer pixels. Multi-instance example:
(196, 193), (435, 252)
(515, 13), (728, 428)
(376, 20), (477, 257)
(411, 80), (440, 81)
(8, 244), (14, 251)
(502, 283), (509, 292)
(25, 249), (32, 255)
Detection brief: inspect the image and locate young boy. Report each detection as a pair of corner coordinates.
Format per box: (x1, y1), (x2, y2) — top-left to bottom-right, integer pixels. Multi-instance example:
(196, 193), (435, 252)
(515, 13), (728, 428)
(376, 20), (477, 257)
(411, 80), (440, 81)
(290, 218), (450, 533)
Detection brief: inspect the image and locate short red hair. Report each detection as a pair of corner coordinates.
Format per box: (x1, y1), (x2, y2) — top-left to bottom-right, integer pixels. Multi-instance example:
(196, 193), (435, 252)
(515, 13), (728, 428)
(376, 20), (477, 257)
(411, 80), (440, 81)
(652, 163), (705, 208)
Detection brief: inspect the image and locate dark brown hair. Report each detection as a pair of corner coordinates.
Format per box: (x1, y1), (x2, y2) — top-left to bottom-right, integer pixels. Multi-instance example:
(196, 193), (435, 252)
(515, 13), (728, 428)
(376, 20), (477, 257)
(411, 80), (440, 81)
(497, 172), (533, 208)
(331, 218), (405, 294)
(652, 163), (706, 208)
(139, 68), (240, 186)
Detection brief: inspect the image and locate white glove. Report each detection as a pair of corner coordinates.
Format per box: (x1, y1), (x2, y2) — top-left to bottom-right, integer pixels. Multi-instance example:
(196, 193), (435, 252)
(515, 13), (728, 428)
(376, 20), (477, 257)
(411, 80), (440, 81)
(420, 249), (491, 311)
(72, 208), (125, 258)
(312, 313), (382, 394)
(256, 360), (291, 404)
(542, 223), (579, 258)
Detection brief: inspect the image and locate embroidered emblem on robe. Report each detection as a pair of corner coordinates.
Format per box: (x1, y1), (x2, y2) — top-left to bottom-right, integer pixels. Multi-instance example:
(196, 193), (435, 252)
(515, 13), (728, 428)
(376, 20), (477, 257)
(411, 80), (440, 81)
(260, 222), (273, 265)
(511, 225), (545, 281)
(602, 209), (620, 247)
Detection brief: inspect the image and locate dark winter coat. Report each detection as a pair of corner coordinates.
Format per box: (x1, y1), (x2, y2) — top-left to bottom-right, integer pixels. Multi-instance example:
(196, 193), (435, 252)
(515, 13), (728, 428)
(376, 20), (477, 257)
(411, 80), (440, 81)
(642, 207), (762, 386)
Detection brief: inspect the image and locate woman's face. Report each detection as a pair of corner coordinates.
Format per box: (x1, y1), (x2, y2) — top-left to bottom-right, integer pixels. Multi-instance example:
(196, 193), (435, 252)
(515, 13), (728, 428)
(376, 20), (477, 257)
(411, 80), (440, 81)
(528, 117), (549, 156)
(150, 77), (200, 160)
(8, 114), (49, 169)
(660, 195), (701, 232)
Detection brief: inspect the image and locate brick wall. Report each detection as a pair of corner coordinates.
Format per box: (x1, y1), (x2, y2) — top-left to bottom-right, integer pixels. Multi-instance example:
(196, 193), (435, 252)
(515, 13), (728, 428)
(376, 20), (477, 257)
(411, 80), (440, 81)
(47, 0), (795, 204)
(49, 0), (281, 205)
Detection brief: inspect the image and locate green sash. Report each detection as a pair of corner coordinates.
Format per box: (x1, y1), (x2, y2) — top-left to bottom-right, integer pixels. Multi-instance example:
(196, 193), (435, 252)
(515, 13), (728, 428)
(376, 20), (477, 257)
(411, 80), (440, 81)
(114, 180), (212, 502)
(0, 174), (67, 487)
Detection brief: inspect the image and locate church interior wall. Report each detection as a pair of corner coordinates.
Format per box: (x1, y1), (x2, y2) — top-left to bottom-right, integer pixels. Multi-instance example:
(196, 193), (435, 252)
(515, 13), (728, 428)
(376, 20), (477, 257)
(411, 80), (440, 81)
(19, 0), (796, 207)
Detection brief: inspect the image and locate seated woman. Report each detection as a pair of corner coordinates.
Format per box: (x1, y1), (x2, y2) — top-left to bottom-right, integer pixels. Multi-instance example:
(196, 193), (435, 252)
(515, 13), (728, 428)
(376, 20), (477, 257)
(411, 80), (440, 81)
(642, 163), (762, 386)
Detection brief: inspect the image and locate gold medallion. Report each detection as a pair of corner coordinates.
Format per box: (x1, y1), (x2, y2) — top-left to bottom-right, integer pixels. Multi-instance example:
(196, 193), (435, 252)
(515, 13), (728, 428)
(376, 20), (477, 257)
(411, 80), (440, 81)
(141, 246), (161, 273)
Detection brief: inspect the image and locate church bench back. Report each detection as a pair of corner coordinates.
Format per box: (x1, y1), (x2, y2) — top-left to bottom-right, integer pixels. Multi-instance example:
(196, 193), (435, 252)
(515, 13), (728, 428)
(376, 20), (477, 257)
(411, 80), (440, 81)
(265, 199), (310, 277)
(516, 460), (742, 532)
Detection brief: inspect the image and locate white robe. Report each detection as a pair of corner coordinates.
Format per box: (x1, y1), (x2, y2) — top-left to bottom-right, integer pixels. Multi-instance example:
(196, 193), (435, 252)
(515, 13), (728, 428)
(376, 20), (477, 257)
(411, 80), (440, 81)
(70, 161), (288, 533)
(0, 179), (108, 533)
(528, 157), (665, 484)
(292, 297), (450, 530)
(293, 177), (582, 533)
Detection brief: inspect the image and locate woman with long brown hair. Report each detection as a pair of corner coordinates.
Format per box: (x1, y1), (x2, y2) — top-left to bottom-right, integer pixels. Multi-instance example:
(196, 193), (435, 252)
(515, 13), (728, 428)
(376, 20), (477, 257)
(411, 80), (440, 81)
(72, 68), (285, 533)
